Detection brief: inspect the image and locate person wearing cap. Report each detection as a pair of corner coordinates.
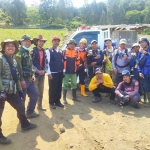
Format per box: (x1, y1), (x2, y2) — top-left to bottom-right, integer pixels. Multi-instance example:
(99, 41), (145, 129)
(0, 39), (37, 144)
(76, 38), (88, 97)
(14, 34), (39, 118)
(30, 35), (47, 111)
(46, 36), (64, 109)
(89, 67), (116, 103)
(138, 37), (150, 107)
(62, 39), (81, 104)
(115, 70), (140, 109)
(103, 38), (116, 83)
(87, 40), (103, 80)
(112, 39), (131, 85)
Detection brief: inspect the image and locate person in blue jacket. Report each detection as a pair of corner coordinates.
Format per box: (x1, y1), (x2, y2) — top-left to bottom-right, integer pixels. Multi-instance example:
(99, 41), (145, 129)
(138, 37), (150, 107)
(130, 43), (146, 101)
(87, 40), (104, 80)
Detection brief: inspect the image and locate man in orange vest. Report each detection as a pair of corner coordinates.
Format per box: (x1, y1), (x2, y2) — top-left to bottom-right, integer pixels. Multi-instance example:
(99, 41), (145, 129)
(62, 39), (81, 104)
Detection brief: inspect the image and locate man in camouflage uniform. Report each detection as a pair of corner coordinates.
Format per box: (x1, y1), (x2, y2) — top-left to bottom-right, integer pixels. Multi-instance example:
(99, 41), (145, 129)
(0, 39), (37, 144)
(15, 35), (39, 118)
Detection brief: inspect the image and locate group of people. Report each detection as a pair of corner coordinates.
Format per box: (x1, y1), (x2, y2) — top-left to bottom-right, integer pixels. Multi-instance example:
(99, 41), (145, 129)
(0, 33), (150, 145)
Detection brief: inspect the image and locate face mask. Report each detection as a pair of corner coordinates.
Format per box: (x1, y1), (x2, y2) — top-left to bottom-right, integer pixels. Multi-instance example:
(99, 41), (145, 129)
(22, 45), (29, 50)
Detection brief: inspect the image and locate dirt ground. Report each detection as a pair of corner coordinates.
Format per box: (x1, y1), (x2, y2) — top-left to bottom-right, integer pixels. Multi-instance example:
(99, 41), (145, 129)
(0, 78), (150, 150)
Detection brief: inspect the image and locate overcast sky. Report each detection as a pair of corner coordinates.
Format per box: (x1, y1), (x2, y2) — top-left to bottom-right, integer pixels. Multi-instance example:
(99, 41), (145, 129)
(25, 0), (105, 7)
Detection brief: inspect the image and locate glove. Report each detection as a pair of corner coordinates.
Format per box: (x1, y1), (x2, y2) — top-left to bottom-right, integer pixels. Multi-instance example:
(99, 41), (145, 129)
(19, 91), (25, 100)
(0, 91), (7, 101)
(122, 96), (129, 102)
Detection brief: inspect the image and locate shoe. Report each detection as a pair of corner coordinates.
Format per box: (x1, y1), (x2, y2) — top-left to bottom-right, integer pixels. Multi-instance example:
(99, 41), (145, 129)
(93, 96), (102, 103)
(134, 103), (140, 109)
(50, 105), (56, 109)
(63, 90), (68, 104)
(22, 123), (37, 131)
(55, 103), (64, 108)
(145, 92), (150, 107)
(80, 84), (88, 97)
(26, 112), (39, 118)
(0, 136), (11, 144)
(37, 105), (46, 111)
(110, 100), (116, 104)
(72, 89), (81, 102)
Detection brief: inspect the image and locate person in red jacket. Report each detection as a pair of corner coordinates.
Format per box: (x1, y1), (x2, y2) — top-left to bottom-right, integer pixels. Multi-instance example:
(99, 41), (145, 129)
(62, 39), (81, 104)
(76, 38), (88, 97)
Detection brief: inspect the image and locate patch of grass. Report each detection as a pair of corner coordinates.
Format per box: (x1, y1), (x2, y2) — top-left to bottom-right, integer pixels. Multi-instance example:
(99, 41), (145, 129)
(0, 28), (68, 49)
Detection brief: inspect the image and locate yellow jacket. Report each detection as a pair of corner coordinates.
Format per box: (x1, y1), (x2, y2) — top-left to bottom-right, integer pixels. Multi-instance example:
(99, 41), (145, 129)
(89, 73), (114, 91)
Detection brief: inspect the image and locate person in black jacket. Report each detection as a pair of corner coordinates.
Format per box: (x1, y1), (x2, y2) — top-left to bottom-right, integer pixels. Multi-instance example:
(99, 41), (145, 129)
(46, 36), (64, 109)
(31, 35), (47, 111)
(87, 40), (104, 80)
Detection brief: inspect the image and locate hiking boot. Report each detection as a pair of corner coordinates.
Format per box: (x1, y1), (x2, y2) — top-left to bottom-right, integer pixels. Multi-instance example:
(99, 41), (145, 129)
(72, 89), (81, 102)
(50, 105), (56, 109)
(63, 90), (68, 104)
(55, 103), (64, 108)
(110, 100), (116, 104)
(93, 96), (102, 103)
(22, 123), (37, 131)
(26, 112), (39, 118)
(0, 136), (11, 144)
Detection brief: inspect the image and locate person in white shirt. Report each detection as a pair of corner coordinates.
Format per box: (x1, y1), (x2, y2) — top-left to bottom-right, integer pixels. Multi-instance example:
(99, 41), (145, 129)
(46, 36), (64, 109)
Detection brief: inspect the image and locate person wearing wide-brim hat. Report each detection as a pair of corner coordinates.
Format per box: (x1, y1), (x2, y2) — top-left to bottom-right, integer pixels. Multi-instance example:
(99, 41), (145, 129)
(33, 35), (47, 45)
(30, 35), (47, 111)
(14, 34), (39, 118)
(62, 39), (81, 104)
(0, 39), (37, 144)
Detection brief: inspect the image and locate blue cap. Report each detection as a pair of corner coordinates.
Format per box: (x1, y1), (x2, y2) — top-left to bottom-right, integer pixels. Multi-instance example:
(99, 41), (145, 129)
(122, 70), (130, 76)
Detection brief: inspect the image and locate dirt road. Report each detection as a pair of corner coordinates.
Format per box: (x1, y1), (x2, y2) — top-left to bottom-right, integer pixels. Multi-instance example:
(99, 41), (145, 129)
(0, 80), (150, 150)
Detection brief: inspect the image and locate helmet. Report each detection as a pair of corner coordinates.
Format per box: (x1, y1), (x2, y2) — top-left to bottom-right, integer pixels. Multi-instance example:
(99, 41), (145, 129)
(79, 38), (87, 44)
(52, 36), (60, 41)
(122, 70), (130, 76)
(67, 39), (77, 45)
(138, 37), (149, 46)
(104, 38), (112, 43)
(132, 43), (139, 48)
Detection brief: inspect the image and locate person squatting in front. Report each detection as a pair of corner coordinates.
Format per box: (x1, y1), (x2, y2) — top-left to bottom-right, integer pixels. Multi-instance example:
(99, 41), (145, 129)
(31, 35), (48, 111)
(46, 36), (64, 109)
(62, 39), (81, 104)
(0, 39), (37, 145)
(15, 35), (39, 118)
(87, 40), (103, 80)
(76, 38), (88, 97)
(138, 37), (150, 107)
(89, 67), (116, 104)
(115, 70), (140, 109)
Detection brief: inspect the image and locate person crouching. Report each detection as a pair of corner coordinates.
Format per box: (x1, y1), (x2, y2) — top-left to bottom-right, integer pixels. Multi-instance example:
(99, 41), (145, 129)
(115, 70), (140, 109)
(89, 67), (116, 104)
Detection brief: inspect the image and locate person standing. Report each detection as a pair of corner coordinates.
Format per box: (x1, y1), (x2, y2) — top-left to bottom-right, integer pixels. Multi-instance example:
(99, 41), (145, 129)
(103, 38), (116, 84)
(0, 39), (37, 144)
(15, 35), (39, 118)
(31, 35), (47, 111)
(138, 37), (150, 107)
(76, 38), (88, 97)
(112, 39), (131, 85)
(62, 39), (81, 104)
(87, 40), (103, 80)
(46, 36), (64, 109)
